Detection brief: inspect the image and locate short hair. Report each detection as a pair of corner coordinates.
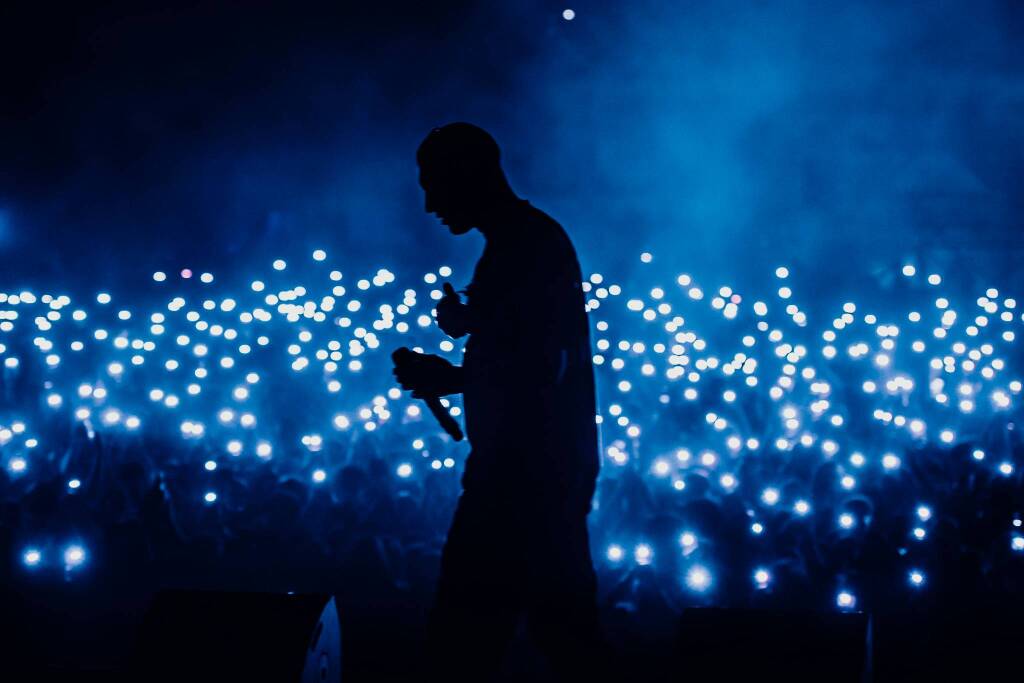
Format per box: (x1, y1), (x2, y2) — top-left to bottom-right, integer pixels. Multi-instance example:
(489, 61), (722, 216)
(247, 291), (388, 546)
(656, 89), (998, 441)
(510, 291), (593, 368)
(416, 122), (502, 174)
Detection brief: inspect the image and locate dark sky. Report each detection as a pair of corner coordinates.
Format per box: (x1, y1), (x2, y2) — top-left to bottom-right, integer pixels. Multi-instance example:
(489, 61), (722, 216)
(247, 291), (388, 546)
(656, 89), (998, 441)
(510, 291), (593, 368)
(2, 1), (1023, 299)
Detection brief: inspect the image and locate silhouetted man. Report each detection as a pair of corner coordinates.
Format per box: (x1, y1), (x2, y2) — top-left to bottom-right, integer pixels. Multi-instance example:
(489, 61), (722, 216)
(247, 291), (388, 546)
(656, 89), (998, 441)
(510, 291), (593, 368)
(392, 123), (613, 680)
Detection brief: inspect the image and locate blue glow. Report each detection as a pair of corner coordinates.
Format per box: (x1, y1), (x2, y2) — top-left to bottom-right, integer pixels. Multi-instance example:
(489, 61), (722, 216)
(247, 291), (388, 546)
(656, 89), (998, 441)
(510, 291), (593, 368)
(0, 237), (1020, 616)
(634, 543), (653, 565)
(63, 545), (86, 569)
(685, 565), (712, 592)
(23, 548), (42, 568)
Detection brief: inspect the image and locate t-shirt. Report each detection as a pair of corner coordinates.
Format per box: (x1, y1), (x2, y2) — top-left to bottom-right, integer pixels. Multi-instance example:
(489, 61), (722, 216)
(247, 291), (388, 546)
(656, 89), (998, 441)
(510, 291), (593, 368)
(459, 199), (599, 509)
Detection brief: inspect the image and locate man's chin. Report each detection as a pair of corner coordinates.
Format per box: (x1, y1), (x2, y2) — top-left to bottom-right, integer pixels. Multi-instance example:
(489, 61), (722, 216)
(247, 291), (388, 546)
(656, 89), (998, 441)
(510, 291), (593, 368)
(447, 223), (472, 235)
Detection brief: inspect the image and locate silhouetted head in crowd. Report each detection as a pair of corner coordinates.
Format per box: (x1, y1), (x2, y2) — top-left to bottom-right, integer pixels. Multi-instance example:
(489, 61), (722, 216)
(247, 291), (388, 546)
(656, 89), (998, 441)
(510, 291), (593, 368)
(416, 122), (520, 237)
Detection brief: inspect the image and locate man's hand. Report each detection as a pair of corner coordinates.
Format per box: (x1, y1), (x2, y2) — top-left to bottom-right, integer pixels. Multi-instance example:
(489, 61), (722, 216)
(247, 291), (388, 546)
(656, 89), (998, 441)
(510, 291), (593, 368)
(436, 282), (472, 338)
(392, 349), (462, 398)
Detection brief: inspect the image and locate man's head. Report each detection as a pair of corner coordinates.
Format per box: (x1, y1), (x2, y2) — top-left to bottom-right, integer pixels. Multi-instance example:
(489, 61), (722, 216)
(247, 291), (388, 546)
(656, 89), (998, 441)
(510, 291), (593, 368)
(417, 122), (512, 235)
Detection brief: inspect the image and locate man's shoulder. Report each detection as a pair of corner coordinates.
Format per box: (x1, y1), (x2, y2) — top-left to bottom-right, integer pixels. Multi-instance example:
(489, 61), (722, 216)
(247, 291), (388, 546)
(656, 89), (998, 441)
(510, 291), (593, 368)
(516, 203), (577, 262)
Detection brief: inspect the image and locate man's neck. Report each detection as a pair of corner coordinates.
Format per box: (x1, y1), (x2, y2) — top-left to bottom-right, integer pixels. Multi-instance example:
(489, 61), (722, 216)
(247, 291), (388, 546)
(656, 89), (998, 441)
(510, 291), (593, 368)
(477, 194), (527, 240)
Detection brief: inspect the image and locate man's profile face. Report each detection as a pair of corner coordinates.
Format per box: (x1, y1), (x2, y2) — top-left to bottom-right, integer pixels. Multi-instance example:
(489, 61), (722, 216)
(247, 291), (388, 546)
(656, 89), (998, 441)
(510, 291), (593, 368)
(418, 164), (475, 235)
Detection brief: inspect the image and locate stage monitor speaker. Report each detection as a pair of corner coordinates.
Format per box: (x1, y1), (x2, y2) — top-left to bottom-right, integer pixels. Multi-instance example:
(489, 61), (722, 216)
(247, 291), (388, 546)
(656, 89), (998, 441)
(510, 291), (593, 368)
(676, 608), (869, 682)
(131, 590), (341, 682)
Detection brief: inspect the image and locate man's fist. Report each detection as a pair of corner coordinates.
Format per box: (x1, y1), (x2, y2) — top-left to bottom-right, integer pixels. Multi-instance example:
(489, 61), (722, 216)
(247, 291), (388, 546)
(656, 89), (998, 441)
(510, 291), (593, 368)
(392, 349), (461, 398)
(436, 282), (472, 338)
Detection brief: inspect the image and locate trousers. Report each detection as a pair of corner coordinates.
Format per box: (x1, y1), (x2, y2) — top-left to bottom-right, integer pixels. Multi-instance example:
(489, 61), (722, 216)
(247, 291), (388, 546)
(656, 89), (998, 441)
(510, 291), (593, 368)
(423, 481), (616, 681)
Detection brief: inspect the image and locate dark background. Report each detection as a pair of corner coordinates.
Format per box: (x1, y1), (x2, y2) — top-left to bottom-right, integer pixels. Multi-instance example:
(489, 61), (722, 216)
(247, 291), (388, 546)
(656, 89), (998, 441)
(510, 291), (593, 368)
(2, 0), (1022, 300)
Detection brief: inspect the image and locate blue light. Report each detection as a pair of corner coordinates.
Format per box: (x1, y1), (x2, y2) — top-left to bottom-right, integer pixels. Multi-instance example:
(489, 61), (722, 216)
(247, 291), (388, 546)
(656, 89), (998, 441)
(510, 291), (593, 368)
(0, 247), (1020, 614)
(685, 565), (712, 592)
(23, 548), (42, 568)
(836, 590), (856, 610)
(753, 568), (771, 588)
(634, 543), (653, 565)
(63, 544), (86, 570)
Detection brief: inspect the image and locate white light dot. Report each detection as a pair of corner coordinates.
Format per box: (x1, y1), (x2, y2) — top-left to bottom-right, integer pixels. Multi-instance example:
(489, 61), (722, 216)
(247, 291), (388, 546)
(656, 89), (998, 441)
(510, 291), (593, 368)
(686, 565), (712, 592)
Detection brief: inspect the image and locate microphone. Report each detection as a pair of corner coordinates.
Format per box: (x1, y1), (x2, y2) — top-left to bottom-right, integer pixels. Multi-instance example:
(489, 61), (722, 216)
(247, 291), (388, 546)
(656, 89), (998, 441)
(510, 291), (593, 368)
(391, 347), (464, 441)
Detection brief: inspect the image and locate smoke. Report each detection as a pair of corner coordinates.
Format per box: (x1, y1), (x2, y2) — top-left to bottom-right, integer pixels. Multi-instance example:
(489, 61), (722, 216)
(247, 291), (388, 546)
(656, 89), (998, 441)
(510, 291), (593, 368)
(1, 1), (1021, 299)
